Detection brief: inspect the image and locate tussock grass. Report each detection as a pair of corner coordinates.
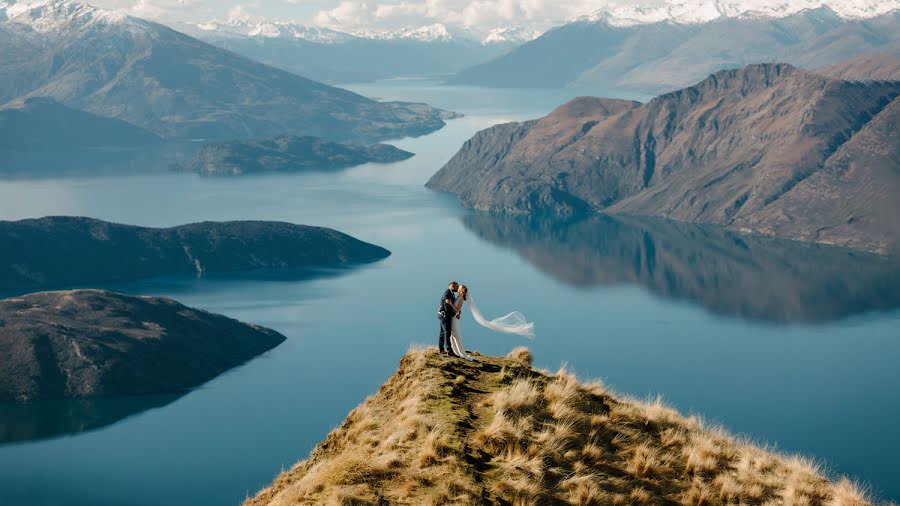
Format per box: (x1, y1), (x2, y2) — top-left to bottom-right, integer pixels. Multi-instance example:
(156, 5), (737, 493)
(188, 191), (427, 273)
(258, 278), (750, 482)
(244, 348), (877, 506)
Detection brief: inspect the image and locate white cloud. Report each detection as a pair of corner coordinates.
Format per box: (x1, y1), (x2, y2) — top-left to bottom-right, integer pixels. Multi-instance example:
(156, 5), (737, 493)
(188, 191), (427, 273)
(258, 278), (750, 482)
(89, 0), (212, 20)
(311, 0), (602, 33)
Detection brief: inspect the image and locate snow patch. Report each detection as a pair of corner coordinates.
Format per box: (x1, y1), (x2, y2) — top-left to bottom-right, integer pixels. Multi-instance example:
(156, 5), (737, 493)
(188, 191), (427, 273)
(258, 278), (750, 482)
(580, 0), (899, 27)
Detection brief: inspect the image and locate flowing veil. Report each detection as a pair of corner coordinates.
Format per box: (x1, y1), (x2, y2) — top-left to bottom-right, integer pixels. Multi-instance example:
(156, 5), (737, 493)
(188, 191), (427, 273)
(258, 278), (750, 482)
(467, 295), (535, 339)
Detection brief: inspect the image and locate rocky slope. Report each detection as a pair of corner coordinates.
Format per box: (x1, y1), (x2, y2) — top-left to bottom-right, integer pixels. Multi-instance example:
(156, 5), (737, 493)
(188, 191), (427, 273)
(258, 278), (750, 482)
(428, 63), (900, 254)
(817, 54), (900, 81)
(0, 217), (390, 290)
(245, 348), (871, 505)
(0, 1), (454, 143)
(0, 97), (160, 152)
(449, 8), (900, 93)
(174, 136), (413, 176)
(0, 289), (285, 401)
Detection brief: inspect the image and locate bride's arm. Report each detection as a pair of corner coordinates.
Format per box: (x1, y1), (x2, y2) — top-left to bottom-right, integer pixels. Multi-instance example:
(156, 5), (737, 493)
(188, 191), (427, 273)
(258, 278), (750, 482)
(454, 298), (464, 318)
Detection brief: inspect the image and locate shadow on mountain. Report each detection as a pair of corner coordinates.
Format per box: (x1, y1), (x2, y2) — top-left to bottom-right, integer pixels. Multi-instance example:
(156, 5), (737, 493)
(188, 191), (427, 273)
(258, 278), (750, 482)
(0, 142), (197, 179)
(0, 394), (181, 445)
(463, 213), (900, 323)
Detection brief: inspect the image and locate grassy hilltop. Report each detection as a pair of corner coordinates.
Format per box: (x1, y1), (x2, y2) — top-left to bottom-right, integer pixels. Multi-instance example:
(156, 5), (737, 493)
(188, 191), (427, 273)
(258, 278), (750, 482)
(245, 348), (872, 505)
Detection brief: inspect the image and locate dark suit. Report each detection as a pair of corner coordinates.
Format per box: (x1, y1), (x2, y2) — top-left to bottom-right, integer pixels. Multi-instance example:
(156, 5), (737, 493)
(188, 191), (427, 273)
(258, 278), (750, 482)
(438, 288), (457, 352)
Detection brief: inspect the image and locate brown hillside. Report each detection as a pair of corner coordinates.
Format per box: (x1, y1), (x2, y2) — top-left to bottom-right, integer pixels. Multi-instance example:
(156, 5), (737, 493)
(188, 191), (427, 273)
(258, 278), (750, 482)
(245, 348), (871, 505)
(817, 55), (900, 82)
(427, 63), (900, 254)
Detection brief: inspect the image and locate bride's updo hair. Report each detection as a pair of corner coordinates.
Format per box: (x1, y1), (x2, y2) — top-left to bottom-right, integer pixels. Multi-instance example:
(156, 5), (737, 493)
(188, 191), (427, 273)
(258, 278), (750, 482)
(459, 285), (468, 300)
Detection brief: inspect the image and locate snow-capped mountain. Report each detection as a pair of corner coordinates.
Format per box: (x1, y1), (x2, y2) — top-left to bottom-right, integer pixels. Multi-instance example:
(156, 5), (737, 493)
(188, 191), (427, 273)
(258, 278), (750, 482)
(0, 0), (451, 142)
(580, 0), (899, 27)
(0, 0), (147, 34)
(191, 19), (354, 44)
(189, 19), (459, 44)
(353, 23), (455, 43)
(481, 26), (543, 45)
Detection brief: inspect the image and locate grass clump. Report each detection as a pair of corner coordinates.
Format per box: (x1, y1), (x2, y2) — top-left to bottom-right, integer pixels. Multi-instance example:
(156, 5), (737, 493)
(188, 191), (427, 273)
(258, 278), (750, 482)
(244, 347), (876, 506)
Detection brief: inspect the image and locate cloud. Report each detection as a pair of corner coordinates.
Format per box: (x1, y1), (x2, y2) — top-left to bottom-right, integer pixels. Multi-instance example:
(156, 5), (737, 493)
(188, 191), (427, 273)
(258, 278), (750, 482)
(90, 0), (211, 20)
(309, 0), (639, 33)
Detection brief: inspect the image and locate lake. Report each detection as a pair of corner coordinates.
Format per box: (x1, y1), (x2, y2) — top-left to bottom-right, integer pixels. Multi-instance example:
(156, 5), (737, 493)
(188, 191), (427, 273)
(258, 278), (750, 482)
(1, 81), (899, 505)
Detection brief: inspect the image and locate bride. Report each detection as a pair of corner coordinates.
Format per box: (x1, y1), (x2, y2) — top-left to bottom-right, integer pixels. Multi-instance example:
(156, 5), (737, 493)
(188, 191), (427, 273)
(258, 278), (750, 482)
(449, 285), (535, 361)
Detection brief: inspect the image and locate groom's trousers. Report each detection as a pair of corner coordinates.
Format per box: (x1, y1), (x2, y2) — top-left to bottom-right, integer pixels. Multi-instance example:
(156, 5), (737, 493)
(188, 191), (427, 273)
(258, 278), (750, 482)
(439, 315), (453, 352)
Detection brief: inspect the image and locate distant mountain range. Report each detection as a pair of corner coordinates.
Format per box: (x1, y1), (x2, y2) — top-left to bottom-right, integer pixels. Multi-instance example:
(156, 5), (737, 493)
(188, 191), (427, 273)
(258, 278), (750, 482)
(0, 0), (454, 143)
(428, 62), (900, 255)
(179, 20), (536, 84)
(450, 7), (900, 93)
(578, 0), (899, 26)
(183, 19), (539, 45)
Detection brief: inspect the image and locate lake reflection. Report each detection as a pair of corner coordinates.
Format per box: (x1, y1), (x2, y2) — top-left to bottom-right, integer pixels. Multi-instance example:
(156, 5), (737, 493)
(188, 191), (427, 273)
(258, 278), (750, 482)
(463, 213), (900, 323)
(0, 395), (181, 445)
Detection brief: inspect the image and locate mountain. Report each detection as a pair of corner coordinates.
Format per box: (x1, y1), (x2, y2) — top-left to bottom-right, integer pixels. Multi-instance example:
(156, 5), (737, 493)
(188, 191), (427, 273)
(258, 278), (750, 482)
(578, 0), (899, 26)
(245, 348), (872, 505)
(174, 135), (413, 176)
(186, 19), (353, 44)
(481, 25), (542, 45)
(185, 20), (513, 85)
(0, 289), (285, 401)
(354, 23), (454, 42)
(462, 214), (900, 323)
(817, 54), (900, 80)
(0, 217), (390, 291)
(449, 8), (900, 93)
(428, 63), (900, 254)
(0, 0), (454, 142)
(0, 97), (160, 152)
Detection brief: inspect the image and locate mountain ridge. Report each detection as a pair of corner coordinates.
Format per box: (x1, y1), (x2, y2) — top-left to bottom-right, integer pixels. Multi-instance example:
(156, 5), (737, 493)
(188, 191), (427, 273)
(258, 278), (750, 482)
(449, 8), (900, 93)
(244, 347), (873, 505)
(0, 217), (391, 290)
(0, 0), (455, 142)
(429, 62), (900, 254)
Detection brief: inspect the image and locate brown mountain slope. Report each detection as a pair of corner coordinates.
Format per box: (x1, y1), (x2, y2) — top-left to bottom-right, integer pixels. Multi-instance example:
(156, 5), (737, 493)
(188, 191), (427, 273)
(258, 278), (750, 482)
(427, 63), (900, 254)
(245, 348), (870, 505)
(817, 55), (900, 81)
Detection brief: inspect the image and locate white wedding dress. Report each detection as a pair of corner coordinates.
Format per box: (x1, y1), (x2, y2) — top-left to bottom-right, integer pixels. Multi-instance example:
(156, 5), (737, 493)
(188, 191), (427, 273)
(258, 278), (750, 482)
(449, 295), (535, 361)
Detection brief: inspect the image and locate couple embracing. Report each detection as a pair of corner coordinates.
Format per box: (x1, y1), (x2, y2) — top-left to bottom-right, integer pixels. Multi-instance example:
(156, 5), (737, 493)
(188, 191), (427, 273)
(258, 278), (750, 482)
(438, 281), (536, 361)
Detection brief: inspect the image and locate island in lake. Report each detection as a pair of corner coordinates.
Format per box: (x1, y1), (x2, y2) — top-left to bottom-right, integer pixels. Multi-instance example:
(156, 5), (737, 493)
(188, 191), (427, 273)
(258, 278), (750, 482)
(0, 217), (390, 291)
(0, 290), (285, 402)
(245, 348), (871, 505)
(174, 135), (414, 176)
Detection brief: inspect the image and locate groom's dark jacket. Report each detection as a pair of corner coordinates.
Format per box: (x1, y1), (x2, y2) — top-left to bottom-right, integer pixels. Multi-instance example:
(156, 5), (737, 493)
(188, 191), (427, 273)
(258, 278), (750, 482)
(440, 289), (457, 318)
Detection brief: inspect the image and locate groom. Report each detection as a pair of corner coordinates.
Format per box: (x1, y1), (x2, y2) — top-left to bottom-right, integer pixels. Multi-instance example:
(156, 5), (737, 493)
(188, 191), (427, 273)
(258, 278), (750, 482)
(438, 281), (460, 356)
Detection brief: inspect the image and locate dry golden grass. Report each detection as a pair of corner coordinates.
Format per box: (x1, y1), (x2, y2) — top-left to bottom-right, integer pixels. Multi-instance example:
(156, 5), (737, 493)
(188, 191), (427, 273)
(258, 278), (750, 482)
(244, 347), (876, 506)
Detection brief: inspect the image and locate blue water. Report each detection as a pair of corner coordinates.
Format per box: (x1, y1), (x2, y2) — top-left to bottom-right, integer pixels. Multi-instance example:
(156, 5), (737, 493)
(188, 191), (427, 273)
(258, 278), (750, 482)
(0, 82), (898, 505)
